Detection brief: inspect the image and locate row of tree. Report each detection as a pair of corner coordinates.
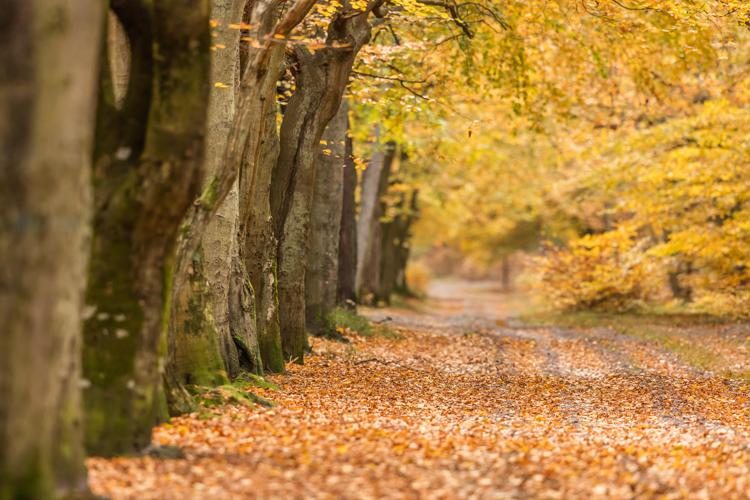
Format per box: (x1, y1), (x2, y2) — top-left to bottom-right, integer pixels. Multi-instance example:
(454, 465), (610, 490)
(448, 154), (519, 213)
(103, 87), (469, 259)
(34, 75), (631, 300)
(1, 0), (439, 497)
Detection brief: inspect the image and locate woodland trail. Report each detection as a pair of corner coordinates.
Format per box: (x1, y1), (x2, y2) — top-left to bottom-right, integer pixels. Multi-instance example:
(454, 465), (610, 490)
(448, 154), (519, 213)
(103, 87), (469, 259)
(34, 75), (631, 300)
(89, 281), (750, 499)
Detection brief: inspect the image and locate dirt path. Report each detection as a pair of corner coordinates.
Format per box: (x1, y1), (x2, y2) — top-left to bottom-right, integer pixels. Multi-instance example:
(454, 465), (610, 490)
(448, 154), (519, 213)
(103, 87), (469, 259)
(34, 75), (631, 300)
(89, 281), (750, 499)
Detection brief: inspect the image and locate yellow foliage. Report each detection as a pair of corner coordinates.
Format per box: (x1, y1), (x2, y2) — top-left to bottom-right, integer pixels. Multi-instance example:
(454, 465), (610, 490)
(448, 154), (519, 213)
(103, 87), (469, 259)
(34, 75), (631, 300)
(405, 261), (431, 296)
(552, 101), (750, 316)
(531, 228), (658, 312)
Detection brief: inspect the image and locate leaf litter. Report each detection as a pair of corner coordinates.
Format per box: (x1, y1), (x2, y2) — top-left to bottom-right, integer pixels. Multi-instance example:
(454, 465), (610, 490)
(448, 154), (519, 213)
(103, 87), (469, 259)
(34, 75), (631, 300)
(88, 303), (750, 499)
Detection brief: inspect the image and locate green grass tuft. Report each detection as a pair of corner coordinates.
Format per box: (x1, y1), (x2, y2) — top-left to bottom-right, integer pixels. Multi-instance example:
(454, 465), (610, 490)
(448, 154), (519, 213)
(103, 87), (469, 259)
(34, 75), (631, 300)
(329, 307), (372, 335)
(328, 307), (403, 340)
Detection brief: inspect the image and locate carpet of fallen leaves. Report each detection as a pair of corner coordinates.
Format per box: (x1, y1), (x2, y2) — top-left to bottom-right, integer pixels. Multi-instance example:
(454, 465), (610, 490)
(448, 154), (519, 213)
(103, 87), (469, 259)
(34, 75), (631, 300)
(88, 282), (750, 499)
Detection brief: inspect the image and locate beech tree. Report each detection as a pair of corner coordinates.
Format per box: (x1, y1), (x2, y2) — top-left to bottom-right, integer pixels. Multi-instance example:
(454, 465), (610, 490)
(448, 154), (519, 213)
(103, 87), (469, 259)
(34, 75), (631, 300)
(336, 119), (359, 309)
(83, 0), (212, 456)
(271, 0), (386, 362)
(168, 0), (318, 396)
(356, 139), (396, 303)
(306, 102), (349, 334)
(0, 1), (102, 497)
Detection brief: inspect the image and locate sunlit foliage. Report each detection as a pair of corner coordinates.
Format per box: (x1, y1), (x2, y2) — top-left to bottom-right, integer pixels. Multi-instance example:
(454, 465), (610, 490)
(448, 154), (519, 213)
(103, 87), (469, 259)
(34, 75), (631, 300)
(347, 0), (750, 315)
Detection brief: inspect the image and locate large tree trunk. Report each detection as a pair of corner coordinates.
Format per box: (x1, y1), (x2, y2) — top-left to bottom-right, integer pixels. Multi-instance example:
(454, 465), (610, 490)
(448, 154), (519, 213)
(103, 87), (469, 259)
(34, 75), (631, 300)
(168, 0), (247, 404)
(305, 102), (348, 335)
(239, 45), (286, 373)
(356, 140), (396, 304)
(83, 1), (211, 456)
(271, 6), (379, 364)
(167, 0), (317, 390)
(0, 1), (102, 496)
(337, 117), (358, 310)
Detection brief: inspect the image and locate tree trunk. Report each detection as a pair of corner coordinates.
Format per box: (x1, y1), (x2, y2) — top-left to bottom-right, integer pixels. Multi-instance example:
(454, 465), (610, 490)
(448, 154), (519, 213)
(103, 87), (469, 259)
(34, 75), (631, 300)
(306, 102), (348, 335)
(501, 255), (511, 292)
(167, 0), (317, 388)
(337, 116), (358, 310)
(239, 45), (286, 373)
(356, 140), (396, 304)
(167, 0), (247, 404)
(0, 1), (102, 497)
(377, 187), (417, 304)
(394, 191), (418, 295)
(83, 1), (211, 456)
(668, 260), (694, 303)
(271, 7), (378, 364)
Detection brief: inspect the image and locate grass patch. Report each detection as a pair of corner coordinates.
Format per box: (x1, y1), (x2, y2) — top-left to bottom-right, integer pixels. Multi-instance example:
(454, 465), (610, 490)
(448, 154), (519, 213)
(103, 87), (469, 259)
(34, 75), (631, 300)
(520, 309), (725, 330)
(520, 310), (728, 371)
(370, 323), (404, 340)
(329, 307), (372, 335)
(188, 374), (277, 419)
(623, 327), (724, 371)
(329, 307), (403, 340)
(390, 294), (425, 312)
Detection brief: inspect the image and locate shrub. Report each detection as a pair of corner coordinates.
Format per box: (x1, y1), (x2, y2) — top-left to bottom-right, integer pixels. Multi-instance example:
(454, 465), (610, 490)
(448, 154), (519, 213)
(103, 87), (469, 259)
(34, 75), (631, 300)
(404, 261), (431, 297)
(531, 228), (656, 312)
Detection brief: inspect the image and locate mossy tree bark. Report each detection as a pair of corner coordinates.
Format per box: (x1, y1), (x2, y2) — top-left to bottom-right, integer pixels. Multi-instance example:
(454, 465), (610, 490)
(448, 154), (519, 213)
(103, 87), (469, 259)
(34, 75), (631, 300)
(0, 0), (102, 497)
(271, 2), (382, 363)
(83, 0), (211, 456)
(168, 0), (317, 389)
(167, 0), (248, 407)
(336, 116), (359, 310)
(305, 102), (348, 335)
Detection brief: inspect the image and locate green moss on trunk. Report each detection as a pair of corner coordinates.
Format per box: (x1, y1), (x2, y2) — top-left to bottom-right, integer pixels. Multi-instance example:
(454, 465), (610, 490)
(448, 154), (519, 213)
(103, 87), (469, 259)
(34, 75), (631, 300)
(83, 203), (158, 455)
(173, 249), (229, 387)
(259, 260), (285, 372)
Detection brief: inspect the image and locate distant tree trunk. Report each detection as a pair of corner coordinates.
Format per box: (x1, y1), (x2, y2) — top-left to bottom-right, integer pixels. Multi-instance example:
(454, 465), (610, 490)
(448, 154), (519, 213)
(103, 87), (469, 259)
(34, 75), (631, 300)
(168, 0), (247, 405)
(356, 131), (384, 293)
(337, 116), (358, 310)
(356, 141), (396, 304)
(500, 255), (511, 291)
(271, 7), (379, 363)
(668, 260), (694, 303)
(394, 191), (418, 295)
(0, 1), (102, 497)
(377, 186), (417, 304)
(306, 102), (348, 335)
(83, 1), (211, 456)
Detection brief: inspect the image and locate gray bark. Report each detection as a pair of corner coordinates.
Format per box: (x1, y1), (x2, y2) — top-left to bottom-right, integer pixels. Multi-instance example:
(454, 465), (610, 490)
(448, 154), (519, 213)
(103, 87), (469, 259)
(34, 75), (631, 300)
(0, 0), (102, 496)
(356, 140), (396, 303)
(306, 101), (348, 334)
(167, 0), (317, 391)
(271, 4), (380, 363)
(107, 10), (130, 109)
(239, 45), (286, 373)
(337, 117), (358, 309)
(168, 0), (247, 399)
(378, 187), (418, 303)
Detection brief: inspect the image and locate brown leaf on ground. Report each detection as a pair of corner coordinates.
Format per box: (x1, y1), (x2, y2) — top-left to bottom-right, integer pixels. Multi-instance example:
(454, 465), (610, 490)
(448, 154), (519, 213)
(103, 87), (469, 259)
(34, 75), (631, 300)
(88, 284), (750, 499)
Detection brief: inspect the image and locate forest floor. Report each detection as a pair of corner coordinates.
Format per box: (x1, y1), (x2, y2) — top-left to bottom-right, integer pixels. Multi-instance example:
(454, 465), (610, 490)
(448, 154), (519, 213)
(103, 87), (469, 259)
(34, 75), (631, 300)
(88, 280), (750, 499)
